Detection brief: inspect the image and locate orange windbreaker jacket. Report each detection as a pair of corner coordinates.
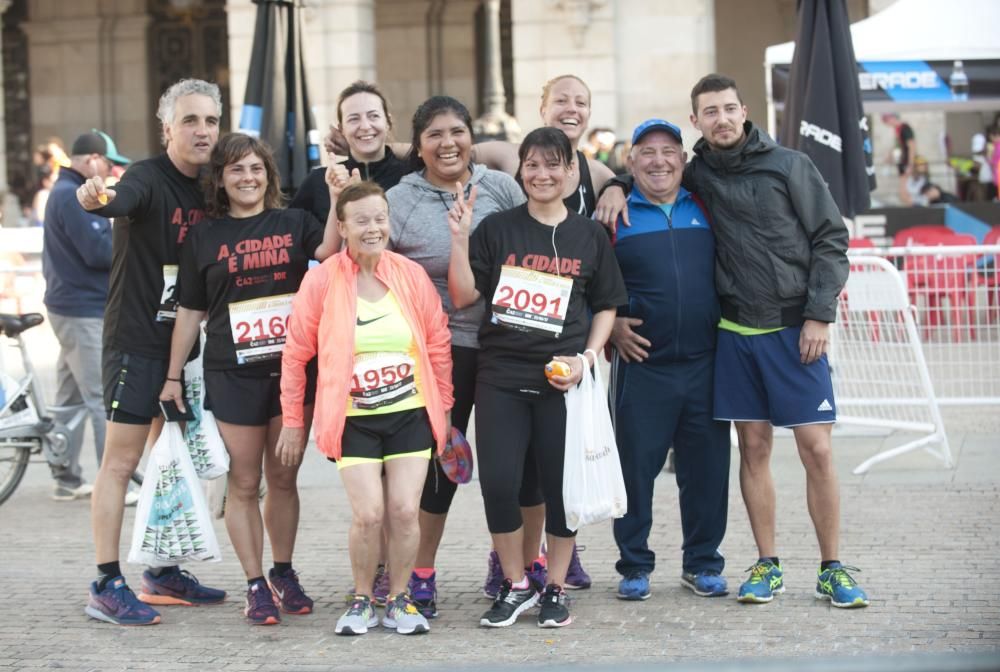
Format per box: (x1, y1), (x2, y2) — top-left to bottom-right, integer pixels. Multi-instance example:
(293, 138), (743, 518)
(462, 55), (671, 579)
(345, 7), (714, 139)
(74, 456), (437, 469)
(280, 249), (454, 460)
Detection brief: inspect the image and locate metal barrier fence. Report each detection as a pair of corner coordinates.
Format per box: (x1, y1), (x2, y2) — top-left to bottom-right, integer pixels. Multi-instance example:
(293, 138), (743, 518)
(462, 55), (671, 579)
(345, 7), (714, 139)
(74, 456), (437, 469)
(844, 244), (1000, 405)
(833, 245), (999, 472)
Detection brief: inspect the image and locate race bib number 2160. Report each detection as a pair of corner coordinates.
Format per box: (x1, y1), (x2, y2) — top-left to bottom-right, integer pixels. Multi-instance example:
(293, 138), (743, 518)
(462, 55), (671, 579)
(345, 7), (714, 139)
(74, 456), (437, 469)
(228, 294), (294, 365)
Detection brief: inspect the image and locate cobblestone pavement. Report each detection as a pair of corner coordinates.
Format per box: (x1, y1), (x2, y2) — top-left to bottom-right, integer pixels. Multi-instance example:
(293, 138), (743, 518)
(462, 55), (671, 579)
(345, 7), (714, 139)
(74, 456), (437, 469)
(0, 328), (998, 671)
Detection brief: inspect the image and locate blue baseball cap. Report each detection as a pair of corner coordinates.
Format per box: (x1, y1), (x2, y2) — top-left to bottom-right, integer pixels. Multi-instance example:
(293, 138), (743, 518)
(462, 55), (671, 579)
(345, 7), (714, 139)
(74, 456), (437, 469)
(631, 118), (683, 146)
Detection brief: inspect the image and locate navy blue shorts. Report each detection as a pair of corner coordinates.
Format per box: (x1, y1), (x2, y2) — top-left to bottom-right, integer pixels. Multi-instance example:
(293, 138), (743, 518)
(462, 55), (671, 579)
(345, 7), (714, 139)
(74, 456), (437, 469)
(713, 326), (836, 427)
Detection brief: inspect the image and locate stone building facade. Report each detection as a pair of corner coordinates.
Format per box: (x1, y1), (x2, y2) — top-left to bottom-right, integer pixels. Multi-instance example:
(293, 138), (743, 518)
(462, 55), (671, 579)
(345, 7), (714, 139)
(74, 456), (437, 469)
(2, 0), (898, 221)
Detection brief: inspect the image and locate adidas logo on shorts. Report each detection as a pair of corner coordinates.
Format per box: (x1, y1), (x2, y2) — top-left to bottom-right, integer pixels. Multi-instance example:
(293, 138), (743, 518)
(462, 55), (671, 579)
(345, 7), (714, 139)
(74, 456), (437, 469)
(817, 399), (833, 412)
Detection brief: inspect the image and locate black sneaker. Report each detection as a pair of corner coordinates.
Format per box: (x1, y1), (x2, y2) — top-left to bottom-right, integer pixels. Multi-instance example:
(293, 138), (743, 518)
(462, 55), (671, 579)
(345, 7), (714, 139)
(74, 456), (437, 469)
(537, 583), (572, 628)
(479, 578), (539, 628)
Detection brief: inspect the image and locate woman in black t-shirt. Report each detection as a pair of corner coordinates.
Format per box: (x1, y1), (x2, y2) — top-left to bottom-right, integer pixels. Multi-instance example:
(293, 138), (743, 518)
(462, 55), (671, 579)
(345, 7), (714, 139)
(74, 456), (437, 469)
(289, 80), (409, 222)
(159, 133), (340, 627)
(448, 127), (626, 629)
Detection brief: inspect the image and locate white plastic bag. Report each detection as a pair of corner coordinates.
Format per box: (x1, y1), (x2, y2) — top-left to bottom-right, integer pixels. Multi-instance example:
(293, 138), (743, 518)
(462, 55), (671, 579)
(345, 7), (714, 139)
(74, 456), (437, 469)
(128, 422), (222, 567)
(183, 349), (229, 480)
(562, 354), (627, 531)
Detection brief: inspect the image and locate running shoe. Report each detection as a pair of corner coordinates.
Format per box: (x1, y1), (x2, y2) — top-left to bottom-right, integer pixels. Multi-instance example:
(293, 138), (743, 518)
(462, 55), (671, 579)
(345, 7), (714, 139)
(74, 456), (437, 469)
(335, 595), (379, 636)
(372, 564), (390, 606)
(815, 562), (870, 608)
(617, 571), (651, 601)
(382, 593), (430, 635)
(408, 571), (438, 618)
(268, 568), (314, 615)
(85, 577), (161, 626)
(53, 483), (93, 501)
(483, 550), (503, 599)
(527, 557), (547, 590)
(138, 568), (226, 606)
(565, 544), (591, 590)
(244, 581), (280, 625)
(680, 570), (729, 597)
(480, 578), (540, 628)
(737, 560), (784, 604)
(537, 584), (572, 628)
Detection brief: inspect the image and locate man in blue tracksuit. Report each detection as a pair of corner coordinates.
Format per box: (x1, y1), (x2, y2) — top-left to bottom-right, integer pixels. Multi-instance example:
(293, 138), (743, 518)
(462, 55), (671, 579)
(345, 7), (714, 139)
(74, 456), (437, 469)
(610, 119), (730, 601)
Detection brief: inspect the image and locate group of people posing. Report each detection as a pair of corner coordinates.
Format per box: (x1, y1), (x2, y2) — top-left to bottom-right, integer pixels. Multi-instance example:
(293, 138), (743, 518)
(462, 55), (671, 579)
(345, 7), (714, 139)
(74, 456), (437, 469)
(76, 70), (869, 636)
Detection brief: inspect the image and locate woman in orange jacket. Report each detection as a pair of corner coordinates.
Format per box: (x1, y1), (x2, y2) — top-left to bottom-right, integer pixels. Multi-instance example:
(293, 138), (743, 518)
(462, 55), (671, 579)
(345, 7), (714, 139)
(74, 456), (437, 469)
(276, 181), (453, 637)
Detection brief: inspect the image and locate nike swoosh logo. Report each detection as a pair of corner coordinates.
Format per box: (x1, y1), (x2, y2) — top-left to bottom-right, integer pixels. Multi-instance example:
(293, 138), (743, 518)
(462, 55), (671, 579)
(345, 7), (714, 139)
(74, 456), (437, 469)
(357, 314), (388, 326)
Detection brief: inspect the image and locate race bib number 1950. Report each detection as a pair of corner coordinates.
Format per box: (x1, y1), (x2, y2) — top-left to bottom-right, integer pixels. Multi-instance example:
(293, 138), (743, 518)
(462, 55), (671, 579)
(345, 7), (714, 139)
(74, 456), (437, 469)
(228, 294), (294, 365)
(490, 265), (572, 337)
(350, 352), (417, 410)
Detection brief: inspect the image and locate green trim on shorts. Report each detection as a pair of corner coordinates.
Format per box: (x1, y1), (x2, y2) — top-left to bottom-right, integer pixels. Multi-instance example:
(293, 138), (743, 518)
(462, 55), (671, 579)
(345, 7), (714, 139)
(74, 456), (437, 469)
(718, 317), (786, 336)
(336, 447), (432, 470)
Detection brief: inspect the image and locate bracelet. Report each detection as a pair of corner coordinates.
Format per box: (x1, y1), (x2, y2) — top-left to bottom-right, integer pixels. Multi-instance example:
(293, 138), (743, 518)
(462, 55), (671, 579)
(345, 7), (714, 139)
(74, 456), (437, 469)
(165, 377), (181, 383)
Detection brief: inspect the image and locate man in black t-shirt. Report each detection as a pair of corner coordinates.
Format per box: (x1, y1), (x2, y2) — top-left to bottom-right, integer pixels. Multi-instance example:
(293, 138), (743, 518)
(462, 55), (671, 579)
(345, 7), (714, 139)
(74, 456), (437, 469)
(76, 78), (226, 626)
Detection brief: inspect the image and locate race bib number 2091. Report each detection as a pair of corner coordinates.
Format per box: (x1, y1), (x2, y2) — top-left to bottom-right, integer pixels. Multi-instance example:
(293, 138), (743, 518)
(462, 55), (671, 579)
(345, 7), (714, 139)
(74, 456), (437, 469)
(490, 265), (572, 337)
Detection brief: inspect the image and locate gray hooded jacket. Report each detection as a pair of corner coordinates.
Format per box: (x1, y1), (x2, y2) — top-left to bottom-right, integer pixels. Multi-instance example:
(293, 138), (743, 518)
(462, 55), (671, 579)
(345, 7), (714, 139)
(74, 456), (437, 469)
(386, 163), (525, 348)
(684, 122), (848, 327)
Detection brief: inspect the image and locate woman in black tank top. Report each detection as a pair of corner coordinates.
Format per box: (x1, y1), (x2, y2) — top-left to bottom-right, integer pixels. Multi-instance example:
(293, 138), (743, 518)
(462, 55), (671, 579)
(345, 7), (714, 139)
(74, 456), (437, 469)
(477, 75), (613, 220)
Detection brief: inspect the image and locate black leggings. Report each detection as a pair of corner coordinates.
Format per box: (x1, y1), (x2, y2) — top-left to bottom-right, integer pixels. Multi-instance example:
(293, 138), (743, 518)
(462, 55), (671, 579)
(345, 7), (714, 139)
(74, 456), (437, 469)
(475, 381), (574, 538)
(419, 346), (542, 514)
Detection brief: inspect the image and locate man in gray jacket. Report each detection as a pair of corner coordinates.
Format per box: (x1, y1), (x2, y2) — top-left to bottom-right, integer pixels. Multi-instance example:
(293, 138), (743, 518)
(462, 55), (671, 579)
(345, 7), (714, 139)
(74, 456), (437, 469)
(685, 74), (868, 609)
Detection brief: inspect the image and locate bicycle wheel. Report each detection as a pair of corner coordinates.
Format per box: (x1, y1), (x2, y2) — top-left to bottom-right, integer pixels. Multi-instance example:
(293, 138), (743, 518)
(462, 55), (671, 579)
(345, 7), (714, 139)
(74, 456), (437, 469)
(0, 441), (32, 506)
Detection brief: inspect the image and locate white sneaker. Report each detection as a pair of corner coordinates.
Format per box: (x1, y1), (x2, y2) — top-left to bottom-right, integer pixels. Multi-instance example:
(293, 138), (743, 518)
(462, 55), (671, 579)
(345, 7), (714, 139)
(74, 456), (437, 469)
(124, 489), (140, 507)
(52, 483), (94, 501)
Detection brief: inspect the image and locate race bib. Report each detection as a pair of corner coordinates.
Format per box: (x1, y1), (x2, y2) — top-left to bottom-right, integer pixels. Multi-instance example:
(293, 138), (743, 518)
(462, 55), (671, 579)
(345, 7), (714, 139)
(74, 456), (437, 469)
(490, 265), (572, 337)
(156, 265), (179, 323)
(228, 294), (294, 365)
(350, 352), (417, 410)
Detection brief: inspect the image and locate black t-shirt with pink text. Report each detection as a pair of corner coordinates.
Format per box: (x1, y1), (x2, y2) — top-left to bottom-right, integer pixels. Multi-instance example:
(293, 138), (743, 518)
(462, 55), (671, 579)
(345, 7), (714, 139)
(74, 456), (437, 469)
(97, 154), (207, 359)
(178, 208), (323, 371)
(469, 204), (626, 391)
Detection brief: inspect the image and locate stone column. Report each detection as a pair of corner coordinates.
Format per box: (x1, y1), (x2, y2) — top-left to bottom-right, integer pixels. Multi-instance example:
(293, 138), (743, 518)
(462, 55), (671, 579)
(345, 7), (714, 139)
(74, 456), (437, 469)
(0, 0), (20, 227)
(473, 0), (520, 141)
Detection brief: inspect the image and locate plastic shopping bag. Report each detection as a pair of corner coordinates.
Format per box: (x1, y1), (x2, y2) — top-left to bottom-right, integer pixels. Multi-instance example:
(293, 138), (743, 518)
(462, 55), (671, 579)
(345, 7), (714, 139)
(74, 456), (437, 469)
(183, 348), (229, 479)
(128, 422), (222, 567)
(562, 354), (627, 531)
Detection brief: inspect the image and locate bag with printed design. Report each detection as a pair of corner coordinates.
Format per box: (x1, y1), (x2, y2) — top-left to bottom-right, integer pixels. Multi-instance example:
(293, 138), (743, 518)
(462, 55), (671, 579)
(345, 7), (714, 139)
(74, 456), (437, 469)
(562, 354), (627, 531)
(182, 345), (229, 480)
(128, 422), (222, 566)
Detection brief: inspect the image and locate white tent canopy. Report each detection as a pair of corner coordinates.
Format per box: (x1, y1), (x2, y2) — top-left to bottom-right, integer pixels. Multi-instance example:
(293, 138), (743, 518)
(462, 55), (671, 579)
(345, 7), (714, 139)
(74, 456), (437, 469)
(765, 0), (1000, 66)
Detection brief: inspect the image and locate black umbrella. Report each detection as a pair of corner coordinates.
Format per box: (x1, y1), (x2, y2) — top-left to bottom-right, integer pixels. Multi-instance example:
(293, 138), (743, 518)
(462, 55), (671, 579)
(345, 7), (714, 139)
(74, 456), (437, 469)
(238, 0), (320, 193)
(779, 0), (875, 218)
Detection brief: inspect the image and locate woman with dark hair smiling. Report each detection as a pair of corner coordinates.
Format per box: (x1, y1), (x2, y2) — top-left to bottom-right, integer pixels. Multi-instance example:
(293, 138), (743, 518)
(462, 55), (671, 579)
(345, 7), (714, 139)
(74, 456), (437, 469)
(159, 133), (340, 626)
(385, 95), (527, 619)
(448, 126), (626, 628)
(290, 80), (409, 223)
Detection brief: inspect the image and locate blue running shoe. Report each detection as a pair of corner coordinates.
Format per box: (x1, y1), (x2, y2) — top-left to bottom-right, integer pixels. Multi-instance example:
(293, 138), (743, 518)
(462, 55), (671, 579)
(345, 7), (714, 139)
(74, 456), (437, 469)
(815, 563), (870, 608)
(616, 572), (651, 600)
(527, 557), (547, 591)
(680, 571), (729, 597)
(483, 550), (504, 599)
(408, 571), (438, 618)
(738, 560), (784, 603)
(138, 568), (226, 606)
(372, 564), (390, 607)
(565, 545), (591, 590)
(86, 577), (161, 625)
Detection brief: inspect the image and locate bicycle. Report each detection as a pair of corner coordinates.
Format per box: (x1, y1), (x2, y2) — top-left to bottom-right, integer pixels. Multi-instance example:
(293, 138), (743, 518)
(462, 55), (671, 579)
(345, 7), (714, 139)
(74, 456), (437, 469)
(0, 312), (141, 506)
